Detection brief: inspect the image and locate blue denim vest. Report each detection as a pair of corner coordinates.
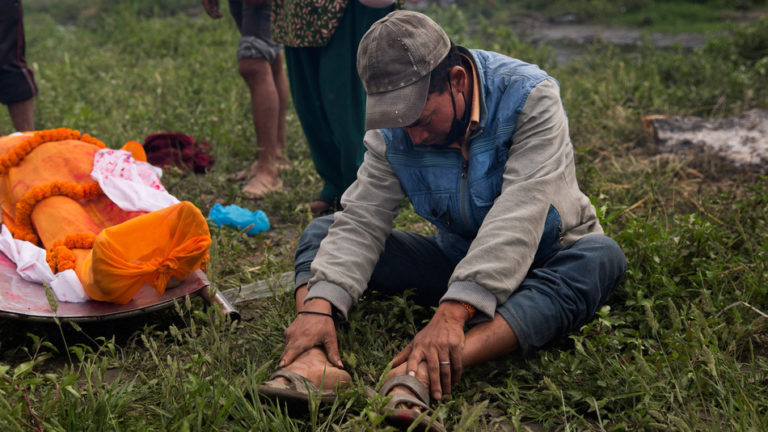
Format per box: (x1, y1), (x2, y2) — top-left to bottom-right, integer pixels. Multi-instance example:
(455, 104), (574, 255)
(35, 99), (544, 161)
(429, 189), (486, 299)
(380, 49), (562, 264)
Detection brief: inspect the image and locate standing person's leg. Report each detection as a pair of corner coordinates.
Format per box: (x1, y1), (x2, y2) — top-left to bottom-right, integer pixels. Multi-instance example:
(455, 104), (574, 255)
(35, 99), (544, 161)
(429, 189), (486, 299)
(7, 98), (33, 132)
(315, 1), (395, 208)
(0, 0), (37, 134)
(270, 51), (289, 169)
(284, 47), (342, 212)
(229, 1), (284, 197)
(239, 54), (283, 197)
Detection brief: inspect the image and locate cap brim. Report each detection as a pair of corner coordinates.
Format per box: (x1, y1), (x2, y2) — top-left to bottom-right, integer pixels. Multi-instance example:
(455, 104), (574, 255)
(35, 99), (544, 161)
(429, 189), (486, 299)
(364, 73), (430, 130)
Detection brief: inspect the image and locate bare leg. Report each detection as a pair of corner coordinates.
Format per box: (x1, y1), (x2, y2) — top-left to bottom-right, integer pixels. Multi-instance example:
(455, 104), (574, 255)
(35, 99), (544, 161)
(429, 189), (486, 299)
(461, 312), (519, 367)
(270, 284), (351, 389)
(386, 312), (519, 409)
(271, 52), (290, 170)
(239, 57), (282, 198)
(7, 98), (35, 133)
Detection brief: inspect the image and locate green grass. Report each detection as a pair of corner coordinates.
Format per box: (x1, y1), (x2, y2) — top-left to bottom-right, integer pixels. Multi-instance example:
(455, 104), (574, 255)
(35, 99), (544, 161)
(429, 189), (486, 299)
(459, 0), (768, 33)
(1, 1), (767, 430)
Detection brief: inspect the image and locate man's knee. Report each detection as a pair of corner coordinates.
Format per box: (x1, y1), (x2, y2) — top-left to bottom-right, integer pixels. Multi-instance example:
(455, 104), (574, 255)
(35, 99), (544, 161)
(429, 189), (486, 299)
(501, 235), (626, 353)
(296, 215), (334, 256)
(565, 235), (627, 313)
(579, 235), (625, 263)
(578, 235), (627, 284)
(238, 58), (271, 81)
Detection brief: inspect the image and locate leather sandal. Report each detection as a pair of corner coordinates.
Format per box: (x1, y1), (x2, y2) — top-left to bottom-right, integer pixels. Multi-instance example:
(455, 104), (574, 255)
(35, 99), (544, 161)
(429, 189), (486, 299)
(379, 374), (446, 432)
(257, 369), (338, 412)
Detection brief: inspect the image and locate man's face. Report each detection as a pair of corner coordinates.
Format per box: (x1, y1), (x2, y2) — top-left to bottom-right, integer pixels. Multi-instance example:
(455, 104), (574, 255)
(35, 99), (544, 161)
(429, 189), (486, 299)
(403, 88), (460, 147)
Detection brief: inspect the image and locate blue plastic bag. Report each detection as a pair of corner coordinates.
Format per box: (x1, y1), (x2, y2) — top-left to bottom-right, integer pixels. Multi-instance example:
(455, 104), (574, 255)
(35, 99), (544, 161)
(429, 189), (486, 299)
(208, 203), (270, 235)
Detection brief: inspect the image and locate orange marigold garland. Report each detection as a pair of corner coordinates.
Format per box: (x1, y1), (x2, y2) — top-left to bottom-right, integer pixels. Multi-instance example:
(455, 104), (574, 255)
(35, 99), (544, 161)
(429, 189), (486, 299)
(0, 128), (107, 243)
(0, 128), (105, 176)
(13, 181), (103, 244)
(46, 232), (96, 273)
(46, 245), (76, 272)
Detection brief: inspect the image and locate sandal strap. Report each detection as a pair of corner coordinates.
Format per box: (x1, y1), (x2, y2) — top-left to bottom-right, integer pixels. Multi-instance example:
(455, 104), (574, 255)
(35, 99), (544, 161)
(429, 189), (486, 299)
(380, 374), (430, 404)
(384, 392), (431, 412)
(267, 369), (319, 393)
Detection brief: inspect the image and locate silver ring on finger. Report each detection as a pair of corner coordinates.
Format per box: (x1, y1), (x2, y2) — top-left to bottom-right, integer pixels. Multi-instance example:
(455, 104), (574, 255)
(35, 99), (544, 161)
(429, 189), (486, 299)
(439, 361), (451, 366)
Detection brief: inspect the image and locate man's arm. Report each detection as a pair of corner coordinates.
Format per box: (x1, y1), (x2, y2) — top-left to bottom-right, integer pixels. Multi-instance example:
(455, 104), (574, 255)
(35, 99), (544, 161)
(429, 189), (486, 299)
(394, 79), (581, 400)
(279, 130), (404, 366)
(442, 79), (581, 318)
(392, 299), (470, 401)
(302, 130), (405, 317)
(280, 131), (404, 367)
(279, 292), (342, 368)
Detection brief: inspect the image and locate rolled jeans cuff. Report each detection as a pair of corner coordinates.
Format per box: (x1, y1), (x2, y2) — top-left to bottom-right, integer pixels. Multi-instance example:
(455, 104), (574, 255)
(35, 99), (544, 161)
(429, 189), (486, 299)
(237, 36), (282, 62)
(294, 270), (311, 290)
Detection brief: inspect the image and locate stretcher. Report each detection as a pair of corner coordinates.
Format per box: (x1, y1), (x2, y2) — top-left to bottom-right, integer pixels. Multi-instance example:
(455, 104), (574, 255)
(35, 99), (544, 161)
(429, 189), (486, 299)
(0, 251), (238, 322)
(0, 130), (239, 322)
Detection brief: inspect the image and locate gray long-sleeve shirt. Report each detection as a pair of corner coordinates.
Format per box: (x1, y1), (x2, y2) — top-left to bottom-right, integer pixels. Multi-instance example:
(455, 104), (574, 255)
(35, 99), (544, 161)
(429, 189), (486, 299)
(305, 79), (603, 320)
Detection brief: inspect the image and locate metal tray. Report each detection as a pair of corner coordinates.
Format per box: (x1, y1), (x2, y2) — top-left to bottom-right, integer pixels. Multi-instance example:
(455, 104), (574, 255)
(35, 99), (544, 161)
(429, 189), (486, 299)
(0, 251), (212, 322)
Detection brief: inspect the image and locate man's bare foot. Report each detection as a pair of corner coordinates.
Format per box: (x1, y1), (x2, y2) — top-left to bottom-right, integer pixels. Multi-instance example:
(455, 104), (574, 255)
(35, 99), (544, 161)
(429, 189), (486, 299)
(250, 154), (289, 175)
(275, 154), (290, 171)
(234, 154), (289, 181)
(242, 163), (281, 198)
(272, 347), (351, 391)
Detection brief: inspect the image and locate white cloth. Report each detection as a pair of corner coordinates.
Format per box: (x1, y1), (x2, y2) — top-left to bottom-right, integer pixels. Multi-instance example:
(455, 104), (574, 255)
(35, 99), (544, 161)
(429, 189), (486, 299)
(0, 148), (177, 303)
(0, 225), (89, 302)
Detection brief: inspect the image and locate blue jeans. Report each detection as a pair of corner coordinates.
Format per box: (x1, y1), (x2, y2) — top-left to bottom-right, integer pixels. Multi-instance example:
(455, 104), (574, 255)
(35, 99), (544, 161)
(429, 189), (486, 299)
(295, 215), (626, 355)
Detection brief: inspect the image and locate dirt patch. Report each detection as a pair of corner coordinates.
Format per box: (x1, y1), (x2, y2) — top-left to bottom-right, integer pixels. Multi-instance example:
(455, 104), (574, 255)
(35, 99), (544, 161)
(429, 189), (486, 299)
(643, 110), (768, 175)
(524, 24), (710, 49)
(494, 9), (768, 64)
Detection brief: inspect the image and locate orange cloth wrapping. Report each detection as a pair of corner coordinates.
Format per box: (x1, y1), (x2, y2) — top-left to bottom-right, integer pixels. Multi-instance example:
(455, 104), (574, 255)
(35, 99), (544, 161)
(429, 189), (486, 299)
(79, 201), (211, 304)
(0, 130), (211, 304)
(0, 134), (145, 243)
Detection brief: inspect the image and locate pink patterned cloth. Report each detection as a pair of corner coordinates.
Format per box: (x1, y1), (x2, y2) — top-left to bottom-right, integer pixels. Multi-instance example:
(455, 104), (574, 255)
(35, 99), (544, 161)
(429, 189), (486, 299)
(91, 149), (179, 212)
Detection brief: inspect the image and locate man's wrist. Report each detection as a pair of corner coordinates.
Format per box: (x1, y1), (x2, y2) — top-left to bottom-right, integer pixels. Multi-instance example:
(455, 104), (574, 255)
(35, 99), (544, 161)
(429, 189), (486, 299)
(438, 300), (472, 324)
(302, 297), (333, 314)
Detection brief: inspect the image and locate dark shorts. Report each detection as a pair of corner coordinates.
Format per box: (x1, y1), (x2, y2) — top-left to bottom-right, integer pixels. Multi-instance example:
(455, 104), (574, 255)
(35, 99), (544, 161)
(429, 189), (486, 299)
(0, 0), (38, 105)
(228, 0), (282, 63)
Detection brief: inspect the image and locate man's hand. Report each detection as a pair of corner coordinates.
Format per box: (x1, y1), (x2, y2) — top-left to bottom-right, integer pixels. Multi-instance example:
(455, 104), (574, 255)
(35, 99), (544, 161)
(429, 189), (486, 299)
(279, 298), (343, 369)
(202, 0), (222, 19)
(392, 301), (469, 400)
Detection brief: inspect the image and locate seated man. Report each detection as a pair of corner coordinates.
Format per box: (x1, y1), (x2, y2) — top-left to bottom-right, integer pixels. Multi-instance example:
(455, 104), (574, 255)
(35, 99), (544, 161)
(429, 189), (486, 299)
(259, 10), (627, 430)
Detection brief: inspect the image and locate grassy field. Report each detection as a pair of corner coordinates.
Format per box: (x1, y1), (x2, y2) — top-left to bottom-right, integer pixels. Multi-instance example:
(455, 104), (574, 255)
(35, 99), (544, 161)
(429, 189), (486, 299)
(1, 0), (767, 430)
(463, 0), (768, 32)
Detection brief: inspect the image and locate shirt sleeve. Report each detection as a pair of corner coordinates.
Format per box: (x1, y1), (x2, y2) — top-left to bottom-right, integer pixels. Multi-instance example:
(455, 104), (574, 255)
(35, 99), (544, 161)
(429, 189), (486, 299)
(440, 79), (575, 320)
(304, 130), (406, 318)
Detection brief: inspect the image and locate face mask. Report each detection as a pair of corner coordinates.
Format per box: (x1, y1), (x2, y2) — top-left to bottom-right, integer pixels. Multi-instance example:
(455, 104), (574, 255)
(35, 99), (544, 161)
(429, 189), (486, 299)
(443, 79), (471, 147)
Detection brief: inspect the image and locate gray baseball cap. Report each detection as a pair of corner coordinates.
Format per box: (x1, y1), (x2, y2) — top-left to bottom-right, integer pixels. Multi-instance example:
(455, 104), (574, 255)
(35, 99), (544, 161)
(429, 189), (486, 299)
(357, 10), (451, 130)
